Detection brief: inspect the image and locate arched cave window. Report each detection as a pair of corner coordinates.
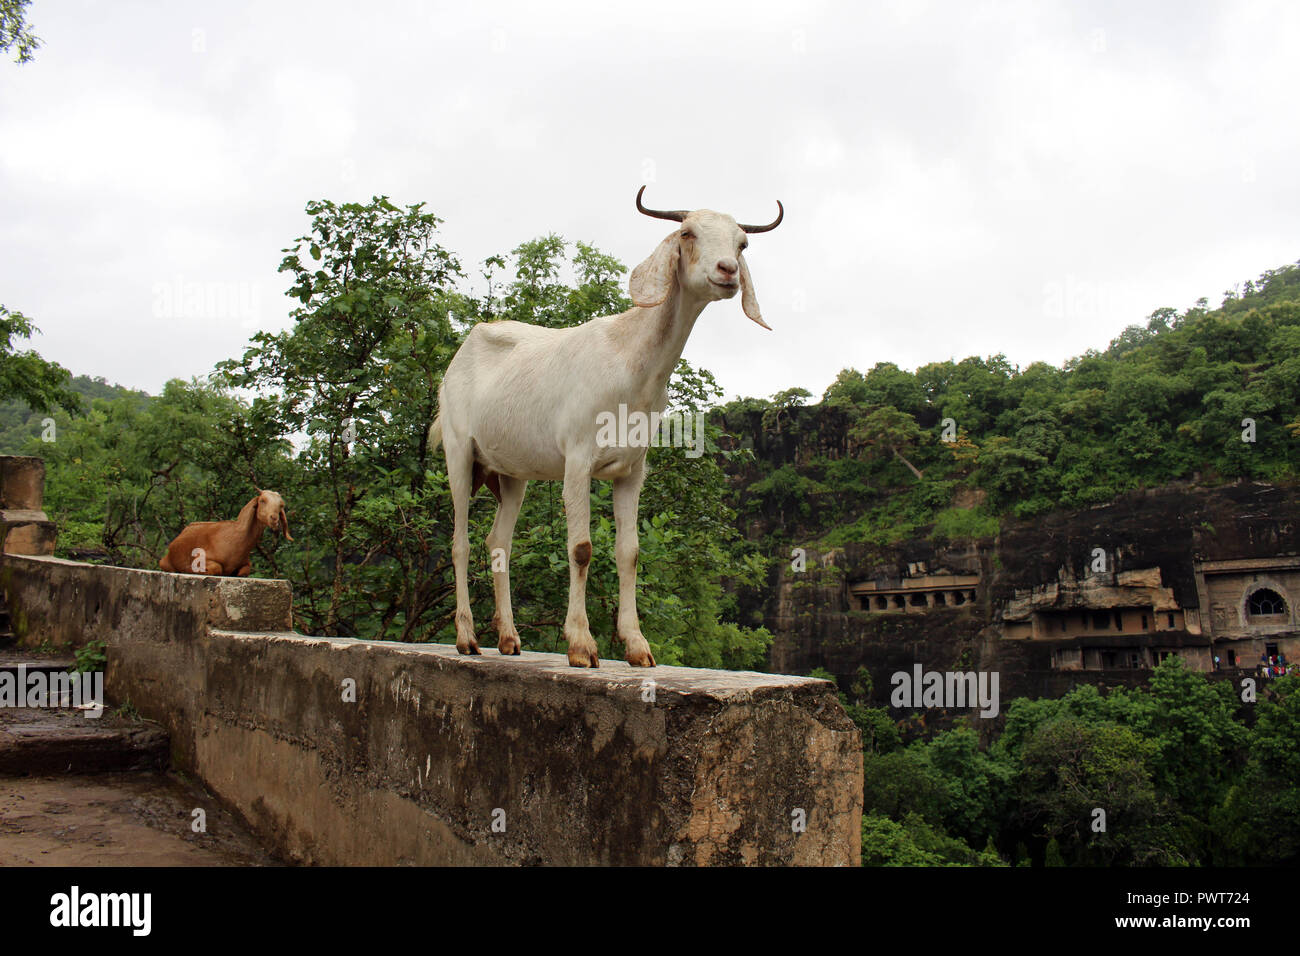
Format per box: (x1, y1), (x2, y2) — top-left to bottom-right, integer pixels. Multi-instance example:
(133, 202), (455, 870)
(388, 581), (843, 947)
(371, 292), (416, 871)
(1248, 588), (1288, 617)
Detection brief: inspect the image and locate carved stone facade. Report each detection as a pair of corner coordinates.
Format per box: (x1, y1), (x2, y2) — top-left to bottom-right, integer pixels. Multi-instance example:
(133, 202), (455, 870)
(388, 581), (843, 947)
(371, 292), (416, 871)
(733, 466), (1300, 698)
(841, 552), (1299, 678)
(1195, 556), (1300, 670)
(850, 564), (980, 613)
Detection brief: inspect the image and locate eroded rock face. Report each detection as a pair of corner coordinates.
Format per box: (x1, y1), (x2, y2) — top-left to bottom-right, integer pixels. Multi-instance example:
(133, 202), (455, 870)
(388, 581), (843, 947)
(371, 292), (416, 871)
(763, 483), (1300, 708)
(1001, 567), (1181, 622)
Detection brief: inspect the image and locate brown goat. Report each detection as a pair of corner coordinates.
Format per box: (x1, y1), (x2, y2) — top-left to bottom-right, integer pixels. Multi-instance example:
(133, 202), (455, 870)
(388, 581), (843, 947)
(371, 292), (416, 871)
(158, 490), (292, 576)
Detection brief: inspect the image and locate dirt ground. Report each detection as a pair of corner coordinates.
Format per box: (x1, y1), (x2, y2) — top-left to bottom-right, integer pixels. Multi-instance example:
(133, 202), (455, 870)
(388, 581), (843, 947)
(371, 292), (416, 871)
(0, 772), (283, 866)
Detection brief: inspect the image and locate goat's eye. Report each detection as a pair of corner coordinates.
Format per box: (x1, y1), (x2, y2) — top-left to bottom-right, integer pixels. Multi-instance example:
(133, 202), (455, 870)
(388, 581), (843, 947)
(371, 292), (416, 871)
(681, 231), (693, 240)
(739, 242), (748, 252)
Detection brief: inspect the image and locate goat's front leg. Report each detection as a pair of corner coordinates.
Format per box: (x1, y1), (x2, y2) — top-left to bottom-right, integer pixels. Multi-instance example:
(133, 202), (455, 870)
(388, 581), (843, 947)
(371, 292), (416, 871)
(487, 474), (527, 655)
(614, 459), (655, 667)
(562, 458), (599, 667)
(447, 444), (479, 654)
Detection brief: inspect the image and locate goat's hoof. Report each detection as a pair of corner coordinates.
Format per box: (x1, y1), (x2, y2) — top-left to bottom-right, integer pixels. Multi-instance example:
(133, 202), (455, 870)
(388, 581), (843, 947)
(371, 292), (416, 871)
(623, 632), (657, 667)
(498, 634), (522, 656)
(456, 637), (481, 655)
(566, 648), (600, 668)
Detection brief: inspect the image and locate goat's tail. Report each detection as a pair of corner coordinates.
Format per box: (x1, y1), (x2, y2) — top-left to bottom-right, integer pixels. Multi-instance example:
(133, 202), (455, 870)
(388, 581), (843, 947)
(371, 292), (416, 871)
(427, 413), (442, 454)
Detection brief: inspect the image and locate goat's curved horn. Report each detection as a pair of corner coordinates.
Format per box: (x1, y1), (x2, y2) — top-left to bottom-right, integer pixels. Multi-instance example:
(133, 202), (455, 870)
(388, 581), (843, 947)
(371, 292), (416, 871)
(636, 185), (687, 223)
(738, 200), (784, 234)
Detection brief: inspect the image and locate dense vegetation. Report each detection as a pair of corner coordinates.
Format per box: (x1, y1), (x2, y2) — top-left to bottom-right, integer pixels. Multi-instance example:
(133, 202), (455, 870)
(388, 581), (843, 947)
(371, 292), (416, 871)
(720, 263), (1300, 549)
(815, 659), (1300, 866)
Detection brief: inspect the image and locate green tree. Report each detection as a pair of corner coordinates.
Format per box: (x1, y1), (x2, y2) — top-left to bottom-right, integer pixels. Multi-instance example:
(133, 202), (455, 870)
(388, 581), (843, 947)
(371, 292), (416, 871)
(217, 196), (463, 636)
(0, 306), (80, 414)
(763, 386), (812, 433)
(36, 378), (287, 565)
(861, 813), (1001, 866)
(1216, 673), (1300, 864)
(850, 405), (926, 481)
(1014, 719), (1179, 865)
(0, 0), (40, 63)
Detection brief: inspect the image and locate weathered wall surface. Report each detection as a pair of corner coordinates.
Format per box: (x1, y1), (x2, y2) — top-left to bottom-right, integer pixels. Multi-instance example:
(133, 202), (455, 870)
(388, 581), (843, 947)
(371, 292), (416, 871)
(0, 456), (55, 556)
(0, 554), (291, 767)
(1, 553), (862, 866)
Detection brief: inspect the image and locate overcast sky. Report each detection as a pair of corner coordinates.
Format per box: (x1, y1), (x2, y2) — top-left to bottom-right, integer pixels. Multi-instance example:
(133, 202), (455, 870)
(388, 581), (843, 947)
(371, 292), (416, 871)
(2, 0), (1297, 404)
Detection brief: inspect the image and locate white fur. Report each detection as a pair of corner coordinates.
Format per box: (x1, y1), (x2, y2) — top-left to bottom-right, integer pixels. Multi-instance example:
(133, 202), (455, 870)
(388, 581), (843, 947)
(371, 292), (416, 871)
(430, 205), (771, 667)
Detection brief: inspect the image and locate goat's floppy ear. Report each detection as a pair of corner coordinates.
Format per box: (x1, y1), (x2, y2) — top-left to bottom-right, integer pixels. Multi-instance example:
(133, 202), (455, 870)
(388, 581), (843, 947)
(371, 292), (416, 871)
(281, 510), (293, 542)
(738, 252), (771, 330)
(630, 230), (681, 308)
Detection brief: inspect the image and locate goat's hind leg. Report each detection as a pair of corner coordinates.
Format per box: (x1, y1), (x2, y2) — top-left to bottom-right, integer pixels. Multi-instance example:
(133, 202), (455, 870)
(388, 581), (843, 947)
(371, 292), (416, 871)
(487, 474), (527, 655)
(445, 437), (480, 655)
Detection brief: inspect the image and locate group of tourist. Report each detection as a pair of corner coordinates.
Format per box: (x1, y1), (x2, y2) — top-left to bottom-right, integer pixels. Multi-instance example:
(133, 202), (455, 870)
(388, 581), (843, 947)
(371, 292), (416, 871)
(1259, 653), (1289, 678)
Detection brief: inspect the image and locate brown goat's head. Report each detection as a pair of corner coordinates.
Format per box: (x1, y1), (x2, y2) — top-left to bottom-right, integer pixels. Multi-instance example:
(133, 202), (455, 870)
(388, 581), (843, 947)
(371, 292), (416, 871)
(253, 489), (293, 541)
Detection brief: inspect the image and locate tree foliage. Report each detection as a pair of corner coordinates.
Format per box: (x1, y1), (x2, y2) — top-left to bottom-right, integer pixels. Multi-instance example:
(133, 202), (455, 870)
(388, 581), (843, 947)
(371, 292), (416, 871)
(0, 0), (40, 64)
(726, 261), (1300, 552)
(0, 306), (80, 415)
(854, 658), (1291, 866)
(20, 197), (769, 668)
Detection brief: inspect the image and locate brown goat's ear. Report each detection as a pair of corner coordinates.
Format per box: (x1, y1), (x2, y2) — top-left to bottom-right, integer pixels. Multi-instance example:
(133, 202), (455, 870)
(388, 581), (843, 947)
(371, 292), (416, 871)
(738, 252), (771, 330)
(281, 510), (293, 542)
(629, 230), (681, 308)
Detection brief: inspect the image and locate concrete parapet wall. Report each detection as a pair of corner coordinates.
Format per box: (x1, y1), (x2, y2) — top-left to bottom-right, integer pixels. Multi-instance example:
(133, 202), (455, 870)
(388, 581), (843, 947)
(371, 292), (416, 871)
(1, 553), (862, 866)
(1, 554), (291, 766)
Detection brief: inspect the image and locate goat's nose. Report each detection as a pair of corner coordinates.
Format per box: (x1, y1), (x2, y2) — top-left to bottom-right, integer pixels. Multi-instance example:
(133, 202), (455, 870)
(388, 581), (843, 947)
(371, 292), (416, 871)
(716, 257), (738, 276)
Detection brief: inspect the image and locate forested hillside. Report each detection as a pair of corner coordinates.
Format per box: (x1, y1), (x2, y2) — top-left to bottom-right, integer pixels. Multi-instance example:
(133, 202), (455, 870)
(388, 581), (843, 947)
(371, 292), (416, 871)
(698, 262), (1300, 866)
(0, 374), (146, 454)
(716, 261), (1300, 550)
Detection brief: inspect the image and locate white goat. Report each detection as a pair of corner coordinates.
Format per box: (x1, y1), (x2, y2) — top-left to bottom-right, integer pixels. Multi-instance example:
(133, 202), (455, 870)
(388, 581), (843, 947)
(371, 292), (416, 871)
(429, 187), (782, 667)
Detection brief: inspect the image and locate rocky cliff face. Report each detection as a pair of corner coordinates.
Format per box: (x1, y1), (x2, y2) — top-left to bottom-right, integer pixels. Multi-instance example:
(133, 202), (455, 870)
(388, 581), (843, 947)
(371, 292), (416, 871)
(758, 481), (1300, 711)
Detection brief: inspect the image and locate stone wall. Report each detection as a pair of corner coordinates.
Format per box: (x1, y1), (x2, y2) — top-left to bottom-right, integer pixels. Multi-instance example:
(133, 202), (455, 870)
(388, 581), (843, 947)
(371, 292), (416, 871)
(0, 456), (55, 556)
(0, 552), (862, 866)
